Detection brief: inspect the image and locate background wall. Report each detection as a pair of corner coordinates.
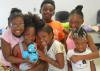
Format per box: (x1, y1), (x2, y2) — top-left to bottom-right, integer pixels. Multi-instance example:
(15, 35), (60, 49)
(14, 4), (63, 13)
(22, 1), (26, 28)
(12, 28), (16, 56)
(0, 0), (100, 29)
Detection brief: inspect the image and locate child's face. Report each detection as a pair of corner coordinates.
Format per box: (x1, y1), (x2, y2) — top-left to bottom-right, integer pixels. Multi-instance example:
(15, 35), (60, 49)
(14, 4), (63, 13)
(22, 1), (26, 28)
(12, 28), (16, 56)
(41, 3), (55, 21)
(69, 15), (83, 30)
(38, 31), (52, 45)
(10, 16), (24, 37)
(75, 43), (86, 52)
(74, 37), (87, 52)
(24, 27), (36, 44)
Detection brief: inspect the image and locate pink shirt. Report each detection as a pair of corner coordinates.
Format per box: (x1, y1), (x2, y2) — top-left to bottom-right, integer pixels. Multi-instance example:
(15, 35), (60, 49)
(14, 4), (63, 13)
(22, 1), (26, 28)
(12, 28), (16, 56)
(3, 28), (23, 48)
(66, 32), (76, 50)
(1, 28), (23, 66)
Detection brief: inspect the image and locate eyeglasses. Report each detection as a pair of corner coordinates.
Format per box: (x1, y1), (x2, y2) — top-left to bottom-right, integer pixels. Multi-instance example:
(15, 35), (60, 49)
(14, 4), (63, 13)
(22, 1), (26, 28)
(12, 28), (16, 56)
(10, 23), (24, 29)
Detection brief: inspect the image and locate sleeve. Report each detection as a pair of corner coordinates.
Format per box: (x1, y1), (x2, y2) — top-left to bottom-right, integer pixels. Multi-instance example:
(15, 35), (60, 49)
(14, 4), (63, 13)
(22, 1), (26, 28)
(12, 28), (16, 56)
(56, 21), (64, 31)
(66, 50), (73, 61)
(2, 30), (10, 43)
(57, 22), (65, 40)
(54, 42), (65, 54)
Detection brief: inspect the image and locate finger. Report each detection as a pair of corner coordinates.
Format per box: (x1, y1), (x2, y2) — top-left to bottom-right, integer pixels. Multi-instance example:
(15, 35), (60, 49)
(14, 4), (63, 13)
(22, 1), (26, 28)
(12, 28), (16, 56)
(37, 50), (42, 54)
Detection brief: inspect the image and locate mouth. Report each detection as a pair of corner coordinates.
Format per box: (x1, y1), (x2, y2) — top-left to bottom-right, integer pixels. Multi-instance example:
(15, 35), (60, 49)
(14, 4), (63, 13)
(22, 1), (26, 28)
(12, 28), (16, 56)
(15, 30), (21, 33)
(44, 14), (51, 18)
(14, 30), (22, 35)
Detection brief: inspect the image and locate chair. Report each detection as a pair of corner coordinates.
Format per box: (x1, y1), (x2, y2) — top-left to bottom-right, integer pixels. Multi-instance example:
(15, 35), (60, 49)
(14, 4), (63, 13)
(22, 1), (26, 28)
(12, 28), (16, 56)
(97, 10), (100, 24)
(55, 11), (69, 23)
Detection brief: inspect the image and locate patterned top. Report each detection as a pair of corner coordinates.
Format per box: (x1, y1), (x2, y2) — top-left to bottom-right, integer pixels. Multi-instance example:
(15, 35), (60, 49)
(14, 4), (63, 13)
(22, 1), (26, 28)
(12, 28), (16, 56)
(46, 40), (68, 71)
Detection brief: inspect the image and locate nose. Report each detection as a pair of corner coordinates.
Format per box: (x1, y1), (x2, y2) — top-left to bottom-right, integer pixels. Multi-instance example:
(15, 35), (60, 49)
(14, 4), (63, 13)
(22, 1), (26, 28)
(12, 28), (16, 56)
(46, 10), (50, 14)
(27, 35), (33, 40)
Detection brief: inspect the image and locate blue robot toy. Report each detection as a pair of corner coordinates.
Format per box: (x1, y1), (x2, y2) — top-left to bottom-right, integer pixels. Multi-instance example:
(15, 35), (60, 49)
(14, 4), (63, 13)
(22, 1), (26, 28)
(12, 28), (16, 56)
(22, 43), (39, 63)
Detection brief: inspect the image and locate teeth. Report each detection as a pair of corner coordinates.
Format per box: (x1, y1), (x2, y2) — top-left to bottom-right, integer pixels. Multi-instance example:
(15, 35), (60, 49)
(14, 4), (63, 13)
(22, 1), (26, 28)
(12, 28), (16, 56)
(16, 31), (20, 33)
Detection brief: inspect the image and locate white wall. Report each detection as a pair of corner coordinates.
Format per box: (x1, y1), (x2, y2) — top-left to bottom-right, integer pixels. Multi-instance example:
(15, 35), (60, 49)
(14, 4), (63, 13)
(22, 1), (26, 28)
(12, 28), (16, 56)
(0, 0), (100, 29)
(55, 0), (100, 25)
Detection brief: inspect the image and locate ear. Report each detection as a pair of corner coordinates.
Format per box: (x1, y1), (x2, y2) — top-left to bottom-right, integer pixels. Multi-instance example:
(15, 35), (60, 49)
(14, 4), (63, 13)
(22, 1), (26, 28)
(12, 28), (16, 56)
(82, 19), (84, 23)
(81, 19), (84, 23)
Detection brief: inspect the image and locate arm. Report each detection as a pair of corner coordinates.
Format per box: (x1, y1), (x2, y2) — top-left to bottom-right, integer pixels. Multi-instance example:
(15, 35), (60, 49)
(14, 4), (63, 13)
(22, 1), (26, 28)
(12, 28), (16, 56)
(80, 34), (99, 60)
(70, 34), (99, 63)
(46, 53), (64, 69)
(38, 50), (64, 69)
(1, 39), (27, 64)
(90, 61), (96, 71)
(67, 60), (72, 71)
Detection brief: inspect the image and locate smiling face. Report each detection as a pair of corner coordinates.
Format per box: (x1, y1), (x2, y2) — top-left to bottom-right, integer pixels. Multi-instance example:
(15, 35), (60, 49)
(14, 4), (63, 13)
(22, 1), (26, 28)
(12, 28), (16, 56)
(74, 37), (87, 52)
(41, 3), (55, 22)
(24, 27), (36, 45)
(39, 31), (53, 46)
(69, 14), (84, 30)
(10, 16), (24, 37)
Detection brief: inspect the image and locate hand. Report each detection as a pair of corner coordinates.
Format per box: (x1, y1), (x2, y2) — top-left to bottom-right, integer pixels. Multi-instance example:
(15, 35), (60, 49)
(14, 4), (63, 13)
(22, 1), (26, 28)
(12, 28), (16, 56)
(37, 50), (47, 61)
(70, 55), (81, 63)
(19, 63), (32, 70)
(24, 57), (31, 63)
(24, 58), (37, 68)
(40, 39), (47, 47)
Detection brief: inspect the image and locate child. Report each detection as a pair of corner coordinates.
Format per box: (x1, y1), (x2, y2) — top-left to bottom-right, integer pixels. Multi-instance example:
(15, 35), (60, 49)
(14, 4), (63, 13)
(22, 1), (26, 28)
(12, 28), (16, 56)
(67, 32), (93, 71)
(2, 8), (24, 70)
(40, 0), (64, 41)
(12, 14), (39, 71)
(66, 5), (99, 71)
(38, 25), (68, 71)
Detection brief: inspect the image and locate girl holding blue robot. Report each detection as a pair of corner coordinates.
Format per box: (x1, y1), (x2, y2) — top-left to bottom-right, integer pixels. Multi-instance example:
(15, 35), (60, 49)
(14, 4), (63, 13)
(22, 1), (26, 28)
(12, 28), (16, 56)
(12, 14), (39, 71)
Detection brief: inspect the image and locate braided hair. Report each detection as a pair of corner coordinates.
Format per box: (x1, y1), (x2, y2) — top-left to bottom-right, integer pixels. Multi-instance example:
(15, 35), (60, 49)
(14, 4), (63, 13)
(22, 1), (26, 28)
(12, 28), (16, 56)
(70, 5), (87, 38)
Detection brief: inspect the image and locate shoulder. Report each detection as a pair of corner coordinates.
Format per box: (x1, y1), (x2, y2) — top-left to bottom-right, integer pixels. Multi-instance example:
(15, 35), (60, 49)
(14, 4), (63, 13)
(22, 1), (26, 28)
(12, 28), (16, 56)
(51, 20), (61, 24)
(67, 49), (74, 60)
(86, 34), (94, 43)
(49, 20), (62, 26)
(2, 28), (11, 36)
(53, 40), (62, 46)
(53, 40), (65, 53)
(54, 21), (63, 26)
(2, 28), (12, 43)
(12, 44), (20, 56)
(67, 49), (74, 54)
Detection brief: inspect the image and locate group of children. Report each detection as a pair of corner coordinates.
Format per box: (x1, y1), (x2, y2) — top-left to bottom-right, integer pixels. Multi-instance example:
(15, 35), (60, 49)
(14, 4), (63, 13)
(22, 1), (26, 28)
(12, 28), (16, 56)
(1, 0), (99, 71)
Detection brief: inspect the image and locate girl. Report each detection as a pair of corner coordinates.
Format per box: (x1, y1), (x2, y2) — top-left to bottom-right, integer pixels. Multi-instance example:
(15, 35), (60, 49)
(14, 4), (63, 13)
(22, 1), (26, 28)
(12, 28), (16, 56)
(38, 25), (68, 71)
(1, 8), (24, 70)
(12, 20), (37, 71)
(13, 14), (47, 71)
(66, 5), (99, 71)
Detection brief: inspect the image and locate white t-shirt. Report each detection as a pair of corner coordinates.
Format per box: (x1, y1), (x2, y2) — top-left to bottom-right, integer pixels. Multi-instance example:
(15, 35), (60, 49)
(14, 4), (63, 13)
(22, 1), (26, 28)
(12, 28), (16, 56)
(46, 40), (68, 71)
(67, 48), (92, 71)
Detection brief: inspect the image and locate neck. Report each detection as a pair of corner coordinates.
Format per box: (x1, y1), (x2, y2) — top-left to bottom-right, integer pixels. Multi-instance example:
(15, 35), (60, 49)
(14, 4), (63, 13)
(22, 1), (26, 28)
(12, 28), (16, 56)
(23, 41), (29, 47)
(74, 48), (86, 53)
(12, 33), (22, 38)
(43, 18), (52, 23)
